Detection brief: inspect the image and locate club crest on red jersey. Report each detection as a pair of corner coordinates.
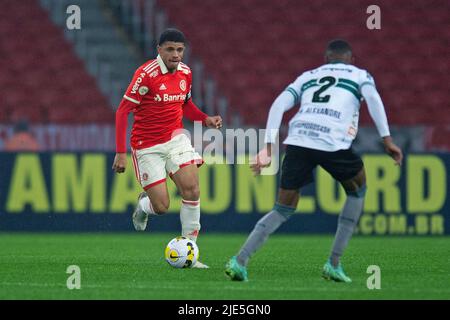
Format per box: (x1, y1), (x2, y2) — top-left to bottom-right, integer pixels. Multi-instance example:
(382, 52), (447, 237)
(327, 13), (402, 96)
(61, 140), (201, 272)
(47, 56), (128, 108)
(179, 80), (186, 91)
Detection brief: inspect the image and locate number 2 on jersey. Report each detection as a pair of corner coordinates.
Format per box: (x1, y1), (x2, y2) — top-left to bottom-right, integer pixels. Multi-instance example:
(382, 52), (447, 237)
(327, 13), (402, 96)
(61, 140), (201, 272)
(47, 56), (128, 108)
(312, 76), (336, 103)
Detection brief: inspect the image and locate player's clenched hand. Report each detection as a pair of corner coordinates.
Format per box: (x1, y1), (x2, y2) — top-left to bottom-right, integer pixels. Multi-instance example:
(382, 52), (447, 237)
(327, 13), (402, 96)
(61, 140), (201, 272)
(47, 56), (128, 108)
(112, 153), (127, 173)
(383, 136), (403, 166)
(205, 116), (222, 129)
(250, 147), (272, 176)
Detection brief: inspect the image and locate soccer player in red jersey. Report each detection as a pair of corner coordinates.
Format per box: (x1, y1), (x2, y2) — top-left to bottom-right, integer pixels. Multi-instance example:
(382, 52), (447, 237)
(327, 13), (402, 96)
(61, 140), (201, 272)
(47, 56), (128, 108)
(112, 29), (222, 268)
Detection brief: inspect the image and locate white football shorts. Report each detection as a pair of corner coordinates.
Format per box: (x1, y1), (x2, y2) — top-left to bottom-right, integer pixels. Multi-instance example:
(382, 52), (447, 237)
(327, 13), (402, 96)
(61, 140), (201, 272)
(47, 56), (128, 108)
(131, 134), (203, 190)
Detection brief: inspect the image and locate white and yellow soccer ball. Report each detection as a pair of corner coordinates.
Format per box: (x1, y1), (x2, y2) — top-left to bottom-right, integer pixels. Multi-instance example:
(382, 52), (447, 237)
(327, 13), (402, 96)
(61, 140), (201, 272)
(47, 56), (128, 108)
(164, 236), (199, 268)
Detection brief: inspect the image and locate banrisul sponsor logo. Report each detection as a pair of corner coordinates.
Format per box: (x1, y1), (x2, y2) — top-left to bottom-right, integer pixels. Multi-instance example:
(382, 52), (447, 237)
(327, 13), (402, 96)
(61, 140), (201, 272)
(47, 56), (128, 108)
(163, 93), (186, 102)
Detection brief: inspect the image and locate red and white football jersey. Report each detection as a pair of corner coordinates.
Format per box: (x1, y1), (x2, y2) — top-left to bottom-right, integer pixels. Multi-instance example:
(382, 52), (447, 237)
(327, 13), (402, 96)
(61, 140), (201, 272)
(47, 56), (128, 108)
(118, 55), (194, 151)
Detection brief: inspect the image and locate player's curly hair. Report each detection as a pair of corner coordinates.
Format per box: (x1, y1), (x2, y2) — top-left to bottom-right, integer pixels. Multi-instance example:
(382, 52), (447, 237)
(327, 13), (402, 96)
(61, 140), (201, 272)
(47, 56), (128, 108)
(158, 28), (186, 45)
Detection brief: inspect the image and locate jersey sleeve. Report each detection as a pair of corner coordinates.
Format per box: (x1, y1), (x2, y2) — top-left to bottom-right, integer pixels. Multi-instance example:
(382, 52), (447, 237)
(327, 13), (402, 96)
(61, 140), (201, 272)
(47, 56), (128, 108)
(264, 91), (297, 144)
(359, 70), (390, 138)
(115, 98), (136, 153)
(183, 99), (208, 124)
(184, 70), (193, 102)
(123, 67), (151, 105)
(284, 73), (306, 105)
(182, 71), (207, 123)
(264, 74), (303, 144)
(358, 69), (376, 93)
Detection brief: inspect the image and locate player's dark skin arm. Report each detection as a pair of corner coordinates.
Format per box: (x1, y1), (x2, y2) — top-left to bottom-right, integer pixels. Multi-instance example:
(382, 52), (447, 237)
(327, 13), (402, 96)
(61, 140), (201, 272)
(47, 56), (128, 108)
(382, 136), (403, 165)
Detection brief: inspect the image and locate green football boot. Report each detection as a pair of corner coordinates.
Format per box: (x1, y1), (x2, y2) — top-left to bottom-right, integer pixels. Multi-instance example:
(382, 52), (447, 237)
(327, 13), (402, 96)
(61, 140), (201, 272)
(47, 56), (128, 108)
(322, 260), (352, 283)
(225, 256), (248, 281)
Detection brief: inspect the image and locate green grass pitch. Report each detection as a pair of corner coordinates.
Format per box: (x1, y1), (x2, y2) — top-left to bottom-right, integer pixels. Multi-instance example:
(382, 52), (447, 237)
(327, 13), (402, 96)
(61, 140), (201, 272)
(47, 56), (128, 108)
(0, 233), (449, 300)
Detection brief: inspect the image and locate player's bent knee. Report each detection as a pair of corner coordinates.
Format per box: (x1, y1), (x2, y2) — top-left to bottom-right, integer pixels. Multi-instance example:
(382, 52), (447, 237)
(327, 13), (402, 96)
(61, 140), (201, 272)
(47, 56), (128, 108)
(181, 185), (200, 201)
(345, 184), (367, 198)
(277, 189), (299, 208)
(152, 202), (170, 215)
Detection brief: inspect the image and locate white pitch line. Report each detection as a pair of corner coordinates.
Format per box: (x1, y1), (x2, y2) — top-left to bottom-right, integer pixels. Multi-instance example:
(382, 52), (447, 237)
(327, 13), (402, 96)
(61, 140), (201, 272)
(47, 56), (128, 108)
(1, 282), (449, 294)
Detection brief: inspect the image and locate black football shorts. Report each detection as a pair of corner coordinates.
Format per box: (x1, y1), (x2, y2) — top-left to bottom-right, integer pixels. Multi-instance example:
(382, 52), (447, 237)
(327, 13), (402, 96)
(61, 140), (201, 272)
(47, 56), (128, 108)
(280, 144), (364, 190)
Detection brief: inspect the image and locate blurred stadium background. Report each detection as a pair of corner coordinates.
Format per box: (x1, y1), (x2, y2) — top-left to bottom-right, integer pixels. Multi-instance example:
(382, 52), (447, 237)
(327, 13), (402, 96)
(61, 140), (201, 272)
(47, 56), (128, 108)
(1, 0), (449, 150)
(0, 0), (448, 234)
(0, 0), (449, 300)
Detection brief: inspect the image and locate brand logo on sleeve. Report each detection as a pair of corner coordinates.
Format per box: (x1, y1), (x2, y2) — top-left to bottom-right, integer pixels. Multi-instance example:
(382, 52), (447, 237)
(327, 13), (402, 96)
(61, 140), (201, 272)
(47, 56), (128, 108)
(131, 72), (146, 94)
(150, 70), (159, 78)
(138, 86), (149, 95)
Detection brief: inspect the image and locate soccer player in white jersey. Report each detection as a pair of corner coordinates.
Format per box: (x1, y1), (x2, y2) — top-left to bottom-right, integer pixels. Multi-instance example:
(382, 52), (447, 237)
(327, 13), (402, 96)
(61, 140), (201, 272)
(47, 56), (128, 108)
(225, 39), (403, 282)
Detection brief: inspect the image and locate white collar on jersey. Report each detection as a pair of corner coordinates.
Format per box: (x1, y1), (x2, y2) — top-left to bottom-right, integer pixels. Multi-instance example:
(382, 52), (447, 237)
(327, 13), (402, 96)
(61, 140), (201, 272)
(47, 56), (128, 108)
(157, 54), (184, 74)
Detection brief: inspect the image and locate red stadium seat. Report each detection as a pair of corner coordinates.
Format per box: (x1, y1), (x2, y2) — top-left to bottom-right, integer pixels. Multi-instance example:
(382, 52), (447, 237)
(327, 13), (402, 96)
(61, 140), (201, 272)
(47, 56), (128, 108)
(156, 0), (448, 136)
(0, 0), (113, 125)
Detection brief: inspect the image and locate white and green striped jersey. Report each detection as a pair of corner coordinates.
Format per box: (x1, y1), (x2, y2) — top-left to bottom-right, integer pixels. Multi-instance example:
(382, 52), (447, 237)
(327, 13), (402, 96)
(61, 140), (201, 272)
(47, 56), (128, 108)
(274, 62), (386, 151)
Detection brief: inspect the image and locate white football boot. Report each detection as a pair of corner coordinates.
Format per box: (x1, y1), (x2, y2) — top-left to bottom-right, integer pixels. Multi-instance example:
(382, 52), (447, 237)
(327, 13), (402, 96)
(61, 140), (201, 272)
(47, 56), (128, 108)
(192, 261), (209, 269)
(132, 192), (149, 231)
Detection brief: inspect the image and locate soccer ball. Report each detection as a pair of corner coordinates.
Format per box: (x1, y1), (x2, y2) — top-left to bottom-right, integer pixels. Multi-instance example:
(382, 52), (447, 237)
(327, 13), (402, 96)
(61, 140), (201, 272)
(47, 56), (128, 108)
(164, 236), (199, 268)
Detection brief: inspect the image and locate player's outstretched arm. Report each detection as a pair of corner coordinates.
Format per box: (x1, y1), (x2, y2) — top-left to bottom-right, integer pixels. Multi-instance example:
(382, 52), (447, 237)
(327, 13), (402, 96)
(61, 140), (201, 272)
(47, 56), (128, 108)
(382, 136), (403, 166)
(113, 98), (134, 173)
(360, 84), (402, 165)
(204, 116), (222, 129)
(250, 90), (296, 176)
(112, 153), (127, 173)
(183, 99), (222, 128)
(250, 144), (272, 175)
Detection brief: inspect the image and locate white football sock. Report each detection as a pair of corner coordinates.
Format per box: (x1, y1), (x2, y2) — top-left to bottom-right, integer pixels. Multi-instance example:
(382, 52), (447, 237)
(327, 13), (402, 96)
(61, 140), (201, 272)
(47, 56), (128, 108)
(139, 196), (156, 215)
(180, 199), (201, 242)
